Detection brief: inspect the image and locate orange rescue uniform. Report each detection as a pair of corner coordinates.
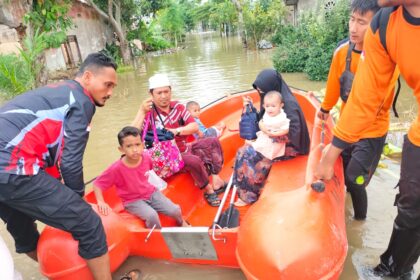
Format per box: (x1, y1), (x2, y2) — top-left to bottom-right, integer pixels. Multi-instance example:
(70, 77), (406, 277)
(333, 7), (418, 146)
(321, 40), (361, 114)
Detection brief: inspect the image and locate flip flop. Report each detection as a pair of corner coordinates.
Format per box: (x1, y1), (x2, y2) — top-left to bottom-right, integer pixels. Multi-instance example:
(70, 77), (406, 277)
(204, 192), (221, 207)
(214, 182), (228, 194)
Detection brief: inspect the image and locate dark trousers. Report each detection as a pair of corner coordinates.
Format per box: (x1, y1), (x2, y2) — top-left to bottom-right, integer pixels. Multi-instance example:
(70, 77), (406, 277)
(379, 135), (420, 276)
(0, 171), (107, 259)
(341, 135), (386, 220)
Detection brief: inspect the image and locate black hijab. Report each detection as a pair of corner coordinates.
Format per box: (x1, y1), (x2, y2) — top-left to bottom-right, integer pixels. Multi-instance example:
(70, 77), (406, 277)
(252, 69), (310, 155)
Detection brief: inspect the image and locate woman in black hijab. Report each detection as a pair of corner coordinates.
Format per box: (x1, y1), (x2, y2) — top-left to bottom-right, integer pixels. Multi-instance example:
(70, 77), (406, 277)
(251, 69), (310, 155)
(233, 69), (310, 206)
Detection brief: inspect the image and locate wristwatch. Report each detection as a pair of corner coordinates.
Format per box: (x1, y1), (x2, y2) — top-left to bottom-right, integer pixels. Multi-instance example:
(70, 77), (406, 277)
(175, 128), (181, 136)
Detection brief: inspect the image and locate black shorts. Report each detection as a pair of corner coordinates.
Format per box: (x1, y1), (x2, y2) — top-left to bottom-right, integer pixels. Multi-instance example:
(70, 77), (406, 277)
(0, 171), (107, 259)
(341, 135), (386, 187)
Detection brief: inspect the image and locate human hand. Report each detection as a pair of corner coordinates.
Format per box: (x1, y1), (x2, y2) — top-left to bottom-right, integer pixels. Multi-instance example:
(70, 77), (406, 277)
(314, 144), (337, 181)
(97, 201), (111, 216)
(141, 98), (153, 114)
(242, 96), (253, 108)
(316, 110), (329, 120)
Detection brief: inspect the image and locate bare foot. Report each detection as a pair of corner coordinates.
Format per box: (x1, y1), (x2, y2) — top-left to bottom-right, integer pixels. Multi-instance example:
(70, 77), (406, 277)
(212, 174), (225, 189)
(234, 198), (249, 207)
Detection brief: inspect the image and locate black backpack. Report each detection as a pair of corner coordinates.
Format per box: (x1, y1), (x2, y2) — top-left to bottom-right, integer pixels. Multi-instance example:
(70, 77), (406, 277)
(339, 42), (355, 103)
(374, 6), (401, 118)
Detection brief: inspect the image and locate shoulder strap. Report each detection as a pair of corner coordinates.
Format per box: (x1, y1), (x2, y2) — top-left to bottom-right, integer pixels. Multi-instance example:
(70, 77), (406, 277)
(345, 42), (354, 71)
(152, 103), (166, 126)
(378, 6), (397, 52)
(376, 6), (400, 117)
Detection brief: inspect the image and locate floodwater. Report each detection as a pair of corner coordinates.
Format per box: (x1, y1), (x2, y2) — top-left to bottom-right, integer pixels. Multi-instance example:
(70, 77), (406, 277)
(1, 33), (419, 279)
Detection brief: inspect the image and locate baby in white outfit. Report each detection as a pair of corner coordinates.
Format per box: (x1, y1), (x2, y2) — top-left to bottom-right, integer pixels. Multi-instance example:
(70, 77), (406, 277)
(251, 91), (290, 160)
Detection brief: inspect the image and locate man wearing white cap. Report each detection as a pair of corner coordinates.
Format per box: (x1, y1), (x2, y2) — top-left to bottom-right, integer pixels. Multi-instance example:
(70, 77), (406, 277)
(132, 74), (226, 207)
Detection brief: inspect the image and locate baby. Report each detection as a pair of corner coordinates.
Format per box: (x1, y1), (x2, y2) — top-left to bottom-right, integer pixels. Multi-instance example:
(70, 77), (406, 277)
(186, 101), (226, 138)
(251, 90), (290, 160)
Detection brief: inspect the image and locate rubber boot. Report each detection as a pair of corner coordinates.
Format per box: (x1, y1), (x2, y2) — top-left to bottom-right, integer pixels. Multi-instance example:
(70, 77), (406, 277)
(346, 183), (367, 220)
(374, 226), (420, 278)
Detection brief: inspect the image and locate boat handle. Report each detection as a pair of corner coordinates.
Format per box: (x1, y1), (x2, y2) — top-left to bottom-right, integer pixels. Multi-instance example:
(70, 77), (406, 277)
(211, 223), (226, 243)
(145, 224), (156, 243)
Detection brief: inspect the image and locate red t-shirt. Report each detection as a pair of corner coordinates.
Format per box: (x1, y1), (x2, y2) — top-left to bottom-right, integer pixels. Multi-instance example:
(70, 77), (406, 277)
(149, 101), (195, 152)
(94, 152), (156, 205)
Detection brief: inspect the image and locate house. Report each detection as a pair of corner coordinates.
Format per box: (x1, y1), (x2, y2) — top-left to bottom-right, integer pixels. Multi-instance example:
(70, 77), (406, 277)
(284, 0), (339, 25)
(0, 0), (113, 71)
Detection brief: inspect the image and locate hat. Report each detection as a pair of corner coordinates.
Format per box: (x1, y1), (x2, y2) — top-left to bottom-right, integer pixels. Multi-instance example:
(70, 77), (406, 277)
(149, 74), (171, 90)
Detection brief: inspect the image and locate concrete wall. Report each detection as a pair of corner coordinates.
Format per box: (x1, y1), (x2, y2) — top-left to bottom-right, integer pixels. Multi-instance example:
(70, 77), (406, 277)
(0, 1), (113, 71)
(45, 2), (113, 71)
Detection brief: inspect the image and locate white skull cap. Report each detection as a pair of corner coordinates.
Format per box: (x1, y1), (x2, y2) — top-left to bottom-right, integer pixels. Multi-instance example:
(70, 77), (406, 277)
(149, 73), (171, 90)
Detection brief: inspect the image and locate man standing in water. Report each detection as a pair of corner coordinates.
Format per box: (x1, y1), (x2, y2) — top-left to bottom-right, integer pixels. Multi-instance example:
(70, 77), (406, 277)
(318, 0), (399, 220)
(0, 52), (117, 279)
(316, 0), (420, 278)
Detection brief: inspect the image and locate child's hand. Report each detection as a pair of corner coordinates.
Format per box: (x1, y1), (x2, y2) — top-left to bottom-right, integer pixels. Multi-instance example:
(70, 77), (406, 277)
(97, 201), (111, 216)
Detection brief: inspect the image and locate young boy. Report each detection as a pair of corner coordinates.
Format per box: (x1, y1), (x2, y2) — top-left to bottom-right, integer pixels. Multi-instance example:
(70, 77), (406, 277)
(186, 101), (226, 138)
(93, 126), (186, 229)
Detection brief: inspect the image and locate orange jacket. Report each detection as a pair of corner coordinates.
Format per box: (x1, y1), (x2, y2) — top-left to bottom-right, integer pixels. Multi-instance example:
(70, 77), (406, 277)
(332, 7), (412, 148)
(321, 40), (361, 114)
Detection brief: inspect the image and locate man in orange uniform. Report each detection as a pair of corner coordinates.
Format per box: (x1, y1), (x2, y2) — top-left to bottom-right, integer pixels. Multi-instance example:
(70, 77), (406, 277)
(318, 0), (389, 221)
(316, 1), (420, 278)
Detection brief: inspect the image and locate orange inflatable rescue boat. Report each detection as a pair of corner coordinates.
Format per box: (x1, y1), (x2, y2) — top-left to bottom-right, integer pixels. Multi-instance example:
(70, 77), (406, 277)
(37, 89), (347, 279)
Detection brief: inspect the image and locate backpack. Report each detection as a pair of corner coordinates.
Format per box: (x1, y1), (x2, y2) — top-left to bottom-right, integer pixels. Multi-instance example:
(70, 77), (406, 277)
(375, 6), (401, 117)
(339, 42), (355, 103)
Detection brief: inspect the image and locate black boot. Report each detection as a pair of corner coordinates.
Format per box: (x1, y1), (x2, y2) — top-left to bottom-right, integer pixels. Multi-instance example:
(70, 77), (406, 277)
(373, 226), (420, 278)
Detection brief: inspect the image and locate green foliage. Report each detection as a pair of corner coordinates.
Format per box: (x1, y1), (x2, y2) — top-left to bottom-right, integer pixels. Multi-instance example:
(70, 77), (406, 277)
(193, 0), (237, 34)
(272, 0), (350, 81)
(243, 0), (287, 49)
(127, 21), (171, 51)
(0, 29), (49, 98)
(138, 0), (169, 17)
(102, 43), (123, 64)
(19, 29), (48, 87)
(0, 55), (31, 98)
(158, 1), (186, 47)
(24, 0), (73, 48)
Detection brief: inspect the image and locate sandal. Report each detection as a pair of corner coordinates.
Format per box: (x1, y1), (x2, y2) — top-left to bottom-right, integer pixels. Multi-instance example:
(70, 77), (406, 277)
(204, 192), (221, 207)
(119, 269), (141, 280)
(214, 182), (228, 195)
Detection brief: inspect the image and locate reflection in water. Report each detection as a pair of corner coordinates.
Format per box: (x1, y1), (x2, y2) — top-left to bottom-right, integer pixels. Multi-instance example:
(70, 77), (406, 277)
(1, 33), (419, 279)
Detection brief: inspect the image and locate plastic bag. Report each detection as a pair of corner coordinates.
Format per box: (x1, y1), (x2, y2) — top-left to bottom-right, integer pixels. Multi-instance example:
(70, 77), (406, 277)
(146, 170), (167, 191)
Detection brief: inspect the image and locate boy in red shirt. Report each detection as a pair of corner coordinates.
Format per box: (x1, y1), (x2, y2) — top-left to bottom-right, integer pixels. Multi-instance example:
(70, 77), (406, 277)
(93, 126), (186, 229)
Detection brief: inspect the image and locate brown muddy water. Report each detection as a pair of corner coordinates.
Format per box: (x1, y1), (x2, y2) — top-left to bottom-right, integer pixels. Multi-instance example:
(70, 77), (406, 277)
(0, 33), (418, 279)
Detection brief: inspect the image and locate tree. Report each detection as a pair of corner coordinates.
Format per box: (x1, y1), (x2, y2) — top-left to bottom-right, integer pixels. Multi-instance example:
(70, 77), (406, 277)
(158, 1), (185, 47)
(24, 0), (73, 87)
(86, 0), (132, 64)
(231, 0), (247, 47)
(243, 0), (286, 49)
